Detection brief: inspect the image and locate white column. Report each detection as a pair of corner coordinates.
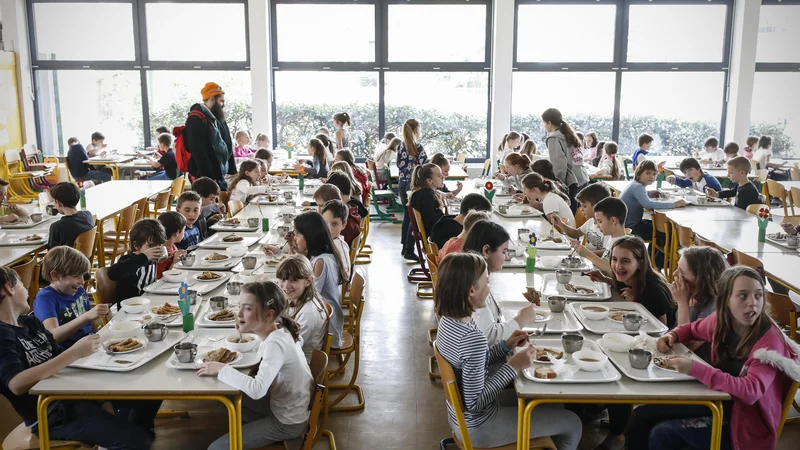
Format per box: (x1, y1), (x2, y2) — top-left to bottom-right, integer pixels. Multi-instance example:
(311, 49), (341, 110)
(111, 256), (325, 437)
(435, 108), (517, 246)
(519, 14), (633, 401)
(0, 0), (38, 146)
(489, 0), (514, 171)
(724, 0), (761, 145)
(248, 0), (272, 139)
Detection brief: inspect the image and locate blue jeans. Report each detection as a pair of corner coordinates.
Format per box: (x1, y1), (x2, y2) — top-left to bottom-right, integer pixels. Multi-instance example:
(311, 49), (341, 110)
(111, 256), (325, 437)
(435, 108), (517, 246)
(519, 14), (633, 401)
(77, 170), (112, 183)
(398, 180), (414, 255)
(35, 400), (159, 450)
(149, 171), (171, 180)
(627, 404), (732, 450)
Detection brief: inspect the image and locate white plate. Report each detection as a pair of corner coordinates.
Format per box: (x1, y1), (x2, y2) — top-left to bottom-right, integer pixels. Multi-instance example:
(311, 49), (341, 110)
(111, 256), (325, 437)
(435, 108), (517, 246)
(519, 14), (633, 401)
(536, 255), (592, 272)
(201, 254), (231, 264)
(0, 233), (47, 246)
(193, 272), (226, 282)
(568, 301), (668, 336)
(204, 309), (238, 324)
(653, 357), (680, 373)
(541, 274), (611, 301)
(499, 301), (584, 334)
(196, 349), (244, 365)
(558, 282), (600, 297)
(531, 346), (565, 365)
(198, 233), (262, 249)
(534, 310), (552, 323)
(103, 338), (147, 355)
(494, 205), (543, 218)
(537, 234), (571, 250)
(521, 339), (621, 384)
(142, 275), (233, 296)
(0, 216), (53, 229)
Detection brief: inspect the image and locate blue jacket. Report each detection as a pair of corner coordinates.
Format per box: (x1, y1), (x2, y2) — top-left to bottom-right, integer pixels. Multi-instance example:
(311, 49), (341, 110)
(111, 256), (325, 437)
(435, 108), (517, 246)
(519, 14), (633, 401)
(620, 181), (675, 227)
(632, 149), (649, 167)
(672, 172), (722, 192)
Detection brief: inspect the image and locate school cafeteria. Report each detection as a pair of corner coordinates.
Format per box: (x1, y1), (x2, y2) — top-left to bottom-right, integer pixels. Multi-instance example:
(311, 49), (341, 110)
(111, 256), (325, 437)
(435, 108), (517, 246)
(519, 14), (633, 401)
(1, 1), (800, 450)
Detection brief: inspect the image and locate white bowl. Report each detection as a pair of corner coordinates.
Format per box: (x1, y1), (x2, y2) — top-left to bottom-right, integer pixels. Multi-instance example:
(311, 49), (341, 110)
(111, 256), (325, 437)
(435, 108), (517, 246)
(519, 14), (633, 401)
(572, 349), (608, 372)
(223, 333), (259, 353)
(108, 321), (141, 337)
(162, 270), (185, 283)
(238, 270), (266, 284)
(580, 304), (609, 321)
(601, 333), (636, 353)
(226, 245), (247, 257)
(121, 297), (151, 314)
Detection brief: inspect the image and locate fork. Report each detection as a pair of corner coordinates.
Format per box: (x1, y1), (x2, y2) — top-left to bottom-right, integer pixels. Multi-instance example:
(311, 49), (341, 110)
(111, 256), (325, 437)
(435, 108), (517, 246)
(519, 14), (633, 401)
(527, 323), (548, 347)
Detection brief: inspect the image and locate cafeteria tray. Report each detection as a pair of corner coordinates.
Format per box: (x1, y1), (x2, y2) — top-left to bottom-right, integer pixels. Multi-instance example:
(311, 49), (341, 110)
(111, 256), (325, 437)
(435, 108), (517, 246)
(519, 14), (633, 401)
(173, 250), (243, 271)
(493, 205), (543, 219)
(522, 339), (621, 384)
(69, 330), (187, 372)
(535, 255), (592, 272)
(143, 272), (230, 296)
(165, 329), (261, 370)
(210, 221), (260, 232)
(0, 233), (48, 246)
(195, 302), (240, 328)
(498, 301), (584, 334)
(110, 298), (202, 328)
(540, 274), (611, 301)
(198, 233), (263, 249)
(568, 301), (669, 336)
(596, 339), (706, 382)
(0, 216), (54, 229)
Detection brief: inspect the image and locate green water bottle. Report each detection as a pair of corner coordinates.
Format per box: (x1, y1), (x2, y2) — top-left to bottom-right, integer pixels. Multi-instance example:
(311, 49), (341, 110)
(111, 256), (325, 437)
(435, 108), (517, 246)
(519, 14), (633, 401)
(298, 172), (305, 190)
(182, 313), (194, 333)
(79, 188), (86, 209)
(656, 171), (666, 190)
(262, 218), (270, 232)
(525, 247), (537, 274)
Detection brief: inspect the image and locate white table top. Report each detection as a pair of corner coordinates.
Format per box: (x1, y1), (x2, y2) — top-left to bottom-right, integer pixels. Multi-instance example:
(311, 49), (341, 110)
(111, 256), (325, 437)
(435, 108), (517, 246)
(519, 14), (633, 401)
(661, 205), (750, 224)
(688, 219), (792, 254)
(77, 180), (173, 219)
(774, 180), (800, 191)
(744, 251), (800, 295)
(390, 164), (468, 180)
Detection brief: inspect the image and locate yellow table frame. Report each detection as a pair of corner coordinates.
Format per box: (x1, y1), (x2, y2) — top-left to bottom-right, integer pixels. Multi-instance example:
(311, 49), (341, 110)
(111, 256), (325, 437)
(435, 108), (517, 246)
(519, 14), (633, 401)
(517, 398), (724, 450)
(36, 393), (243, 450)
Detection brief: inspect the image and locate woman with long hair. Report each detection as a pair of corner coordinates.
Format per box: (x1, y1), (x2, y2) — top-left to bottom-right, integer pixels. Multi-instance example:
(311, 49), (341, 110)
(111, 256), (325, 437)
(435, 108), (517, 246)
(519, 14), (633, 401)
(333, 112), (351, 149)
(396, 119), (428, 261)
(541, 108), (589, 212)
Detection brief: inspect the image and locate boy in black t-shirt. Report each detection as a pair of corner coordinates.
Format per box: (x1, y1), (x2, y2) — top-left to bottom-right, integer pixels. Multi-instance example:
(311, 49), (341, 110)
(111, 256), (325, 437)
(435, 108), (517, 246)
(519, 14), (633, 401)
(108, 219), (168, 305)
(705, 156), (761, 210)
(47, 182), (95, 249)
(144, 133), (178, 180)
(429, 193), (492, 249)
(0, 266), (156, 449)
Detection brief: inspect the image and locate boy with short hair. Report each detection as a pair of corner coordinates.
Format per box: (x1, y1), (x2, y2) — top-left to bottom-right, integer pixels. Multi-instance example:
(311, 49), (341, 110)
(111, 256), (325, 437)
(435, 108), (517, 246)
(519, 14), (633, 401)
(34, 246), (109, 349)
(85, 131), (107, 157)
(697, 137), (726, 164)
(320, 199), (352, 280)
(143, 133), (177, 180)
(326, 172), (368, 218)
(570, 197), (629, 275)
(313, 184), (361, 246)
(190, 177), (226, 229)
(175, 191), (208, 250)
(632, 134), (654, 168)
(0, 178), (29, 224)
(108, 219), (168, 304)
(46, 182), (95, 248)
(554, 183), (611, 254)
(66, 136), (112, 183)
(705, 156), (760, 210)
(429, 193), (492, 249)
(666, 157), (722, 193)
(0, 267), (157, 449)
(156, 211), (187, 278)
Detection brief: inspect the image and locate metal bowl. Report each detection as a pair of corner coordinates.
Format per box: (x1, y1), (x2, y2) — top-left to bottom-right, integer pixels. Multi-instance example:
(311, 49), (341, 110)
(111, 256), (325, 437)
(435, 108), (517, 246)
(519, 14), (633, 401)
(142, 323), (169, 342)
(209, 296), (229, 312)
(547, 295), (567, 313)
(173, 342), (197, 363)
(561, 333), (584, 354)
(226, 281), (243, 295)
(628, 348), (653, 369)
(561, 255), (583, 269)
(622, 313), (646, 332)
(555, 268), (573, 284)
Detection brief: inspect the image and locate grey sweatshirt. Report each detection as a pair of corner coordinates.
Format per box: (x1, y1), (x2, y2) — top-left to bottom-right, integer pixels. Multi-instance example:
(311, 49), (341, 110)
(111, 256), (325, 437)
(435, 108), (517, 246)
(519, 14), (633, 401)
(546, 130), (588, 187)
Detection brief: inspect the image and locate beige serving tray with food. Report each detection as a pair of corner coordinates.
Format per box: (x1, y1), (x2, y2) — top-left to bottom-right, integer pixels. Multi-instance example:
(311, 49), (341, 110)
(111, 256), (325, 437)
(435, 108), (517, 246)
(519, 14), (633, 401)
(173, 250), (243, 271)
(521, 339), (621, 384)
(68, 329), (187, 373)
(143, 272), (231, 296)
(540, 274), (612, 301)
(568, 301), (669, 335)
(596, 339), (707, 382)
(197, 233), (262, 249)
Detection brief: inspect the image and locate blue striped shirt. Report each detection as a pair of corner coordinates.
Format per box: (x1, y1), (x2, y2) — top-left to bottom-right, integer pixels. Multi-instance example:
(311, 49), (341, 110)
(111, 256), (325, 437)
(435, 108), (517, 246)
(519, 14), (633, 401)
(436, 316), (517, 428)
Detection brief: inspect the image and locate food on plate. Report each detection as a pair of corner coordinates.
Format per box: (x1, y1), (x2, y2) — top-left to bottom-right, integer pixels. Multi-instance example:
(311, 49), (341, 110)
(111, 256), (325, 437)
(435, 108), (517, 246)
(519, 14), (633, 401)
(266, 255), (286, 265)
(198, 271), (222, 280)
(579, 358), (601, 363)
(542, 236), (563, 243)
(583, 306), (607, 312)
(608, 311), (626, 322)
(301, 207), (316, 212)
(227, 336), (253, 344)
(203, 348), (240, 364)
(222, 234), (244, 243)
(209, 309), (236, 322)
(767, 232), (789, 241)
(654, 357), (676, 371)
(21, 234), (43, 242)
(563, 284), (596, 295)
(221, 218), (241, 226)
(535, 312), (549, 321)
(114, 360), (133, 364)
(106, 338), (143, 353)
(534, 367), (557, 379)
(521, 208), (532, 214)
(204, 252), (229, 261)
(534, 347), (564, 363)
(153, 303), (181, 315)
(522, 288), (541, 306)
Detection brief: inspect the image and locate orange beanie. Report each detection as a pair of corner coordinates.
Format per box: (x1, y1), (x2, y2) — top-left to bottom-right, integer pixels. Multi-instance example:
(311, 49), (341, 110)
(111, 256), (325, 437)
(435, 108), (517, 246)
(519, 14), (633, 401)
(201, 82), (224, 101)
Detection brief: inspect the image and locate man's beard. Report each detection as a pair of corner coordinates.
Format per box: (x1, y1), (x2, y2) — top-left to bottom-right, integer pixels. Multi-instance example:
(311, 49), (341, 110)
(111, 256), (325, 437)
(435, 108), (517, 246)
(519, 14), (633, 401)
(210, 100), (226, 121)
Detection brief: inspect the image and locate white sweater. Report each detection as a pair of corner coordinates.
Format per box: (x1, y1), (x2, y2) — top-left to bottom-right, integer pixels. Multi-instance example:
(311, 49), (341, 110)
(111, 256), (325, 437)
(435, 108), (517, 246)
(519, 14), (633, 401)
(288, 298), (328, 363)
(218, 328), (313, 425)
(230, 178), (266, 204)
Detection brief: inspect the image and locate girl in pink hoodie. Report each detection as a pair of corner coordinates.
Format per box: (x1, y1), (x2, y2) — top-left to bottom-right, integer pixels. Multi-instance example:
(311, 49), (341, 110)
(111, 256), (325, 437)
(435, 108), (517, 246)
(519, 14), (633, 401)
(627, 266), (799, 450)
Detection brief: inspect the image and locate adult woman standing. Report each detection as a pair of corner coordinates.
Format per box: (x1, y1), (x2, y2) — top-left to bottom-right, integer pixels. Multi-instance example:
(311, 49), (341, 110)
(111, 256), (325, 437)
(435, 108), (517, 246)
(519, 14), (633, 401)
(542, 108), (588, 212)
(397, 119), (427, 260)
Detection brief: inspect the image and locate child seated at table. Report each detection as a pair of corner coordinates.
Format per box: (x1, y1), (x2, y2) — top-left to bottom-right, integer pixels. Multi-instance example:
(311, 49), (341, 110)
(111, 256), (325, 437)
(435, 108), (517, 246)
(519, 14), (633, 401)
(176, 191), (208, 250)
(521, 172), (576, 227)
(156, 211), (186, 278)
(229, 159), (266, 204)
(46, 182), (94, 248)
(723, 142), (739, 163)
(65, 137), (112, 183)
(430, 193), (492, 250)
(294, 138), (329, 179)
(627, 266), (799, 450)
(0, 178), (29, 224)
(335, 150), (372, 205)
(192, 177), (226, 229)
(313, 184), (361, 246)
(502, 153), (532, 194)
(108, 219), (167, 304)
(438, 210), (489, 261)
(665, 157), (722, 193)
(276, 255), (329, 363)
(409, 163), (445, 239)
(743, 136), (758, 159)
(705, 156), (760, 211)
(329, 163), (367, 216)
(34, 246), (109, 348)
(198, 281), (313, 450)
(142, 133), (177, 180)
(555, 183), (611, 254)
(431, 152), (464, 198)
(320, 199), (352, 280)
(593, 141), (624, 181)
(232, 130), (255, 158)
(697, 137), (726, 165)
(0, 266), (159, 450)
(569, 197), (628, 277)
(434, 253), (582, 449)
(85, 131), (107, 156)
(462, 220), (540, 345)
(632, 133), (653, 168)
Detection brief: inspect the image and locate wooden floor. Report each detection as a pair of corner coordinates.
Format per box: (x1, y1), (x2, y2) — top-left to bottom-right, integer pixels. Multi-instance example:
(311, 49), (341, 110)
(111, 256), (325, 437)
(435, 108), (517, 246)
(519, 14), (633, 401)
(2, 219), (799, 449)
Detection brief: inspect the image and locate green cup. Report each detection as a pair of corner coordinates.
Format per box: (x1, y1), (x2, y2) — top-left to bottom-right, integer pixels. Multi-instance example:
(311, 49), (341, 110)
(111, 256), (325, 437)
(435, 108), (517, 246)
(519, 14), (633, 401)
(182, 313), (195, 333)
(262, 218), (270, 232)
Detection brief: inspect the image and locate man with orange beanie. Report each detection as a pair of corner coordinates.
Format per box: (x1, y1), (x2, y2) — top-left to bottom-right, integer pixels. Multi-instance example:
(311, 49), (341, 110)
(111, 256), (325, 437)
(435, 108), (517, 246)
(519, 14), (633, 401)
(183, 82), (236, 190)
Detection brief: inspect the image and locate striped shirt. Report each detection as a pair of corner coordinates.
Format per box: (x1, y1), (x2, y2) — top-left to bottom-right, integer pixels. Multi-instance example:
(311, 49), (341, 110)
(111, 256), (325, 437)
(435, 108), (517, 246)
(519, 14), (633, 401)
(436, 316), (517, 428)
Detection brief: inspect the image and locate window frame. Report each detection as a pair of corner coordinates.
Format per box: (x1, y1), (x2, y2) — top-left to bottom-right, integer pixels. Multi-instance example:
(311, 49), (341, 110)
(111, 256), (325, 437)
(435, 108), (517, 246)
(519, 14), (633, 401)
(756, 0), (800, 71)
(270, 0), (493, 161)
(513, 0), (734, 148)
(28, 0), (251, 152)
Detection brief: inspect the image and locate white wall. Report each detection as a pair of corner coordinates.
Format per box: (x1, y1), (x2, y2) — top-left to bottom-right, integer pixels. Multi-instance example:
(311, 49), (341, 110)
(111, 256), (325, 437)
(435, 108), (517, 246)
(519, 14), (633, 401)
(0, 0), (37, 146)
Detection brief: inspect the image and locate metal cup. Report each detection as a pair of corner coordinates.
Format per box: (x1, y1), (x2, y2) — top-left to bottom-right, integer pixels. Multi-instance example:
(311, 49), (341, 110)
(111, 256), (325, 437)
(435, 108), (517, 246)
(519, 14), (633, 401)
(277, 225), (290, 238)
(283, 191), (294, 200)
(623, 313), (645, 332)
(628, 348), (653, 369)
(561, 333), (584, 354)
(242, 255), (257, 270)
(555, 268), (573, 284)
(505, 248), (517, 261)
(226, 281), (243, 295)
(142, 323), (169, 342)
(247, 217), (259, 228)
(787, 235), (799, 249)
(173, 342), (197, 363)
(209, 296), (228, 312)
(46, 204), (58, 216)
(548, 295), (567, 313)
(30, 213), (43, 223)
(156, 245), (169, 263)
(697, 196), (708, 205)
(181, 253), (195, 267)
(186, 289), (198, 305)
(498, 204), (508, 214)
(517, 228), (530, 242)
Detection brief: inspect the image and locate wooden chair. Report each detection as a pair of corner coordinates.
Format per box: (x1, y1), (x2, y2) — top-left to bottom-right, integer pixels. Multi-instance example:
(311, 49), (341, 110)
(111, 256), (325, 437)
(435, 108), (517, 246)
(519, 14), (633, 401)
(791, 187), (800, 213)
(73, 226), (98, 263)
(132, 197), (149, 222)
(328, 270), (366, 412)
(746, 204), (769, 216)
(348, 233), (362, 275)
(355, 214), (372, 264)
(427, 255), (441, 381)
(766, 180), (793, 217)
(12, 256), (39, 309)
(651, 211), (672, 277)
(228, 200), (244, 217)
(480, 159), (492, 178)
(217, 191), (231, 215)
(782, 216), (800, 228)
(3, 149), (42, 201)
(731, 249), (770, 289)
(168, 177), (186, 210)
(694, 234), (724, 253)
(434, 343), (556, 450)
(101, 203), (139, 267)
(412, 208), (435, 298)
(2, 423), (88, 450)
(790, 167), (800, 181)
(767, 292), (797, 342)
(574, 207), (587, 229)
(341, 233), (362, 307)
(751, 159), (760, 172)
(149, 190), (172, 218)
(669, 222), (694, 276)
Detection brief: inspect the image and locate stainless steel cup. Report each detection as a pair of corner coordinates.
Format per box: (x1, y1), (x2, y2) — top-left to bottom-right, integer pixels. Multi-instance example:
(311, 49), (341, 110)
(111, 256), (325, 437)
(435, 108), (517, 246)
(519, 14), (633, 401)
(561, 333), (584, 354)
(548, 295), (567, 313)
(173, 342), (197, 363)
(555, 268), (573, 284)
(209, 296), (228, 312)
(182, 254), (195, 267)
(623, 313), (645, 332)
(142, 323), (169, 342)
(242, 255), (257, 270)
(247, 217), (259, 228)
(226, 282), (243, 295)
(628, 348), (653, 369)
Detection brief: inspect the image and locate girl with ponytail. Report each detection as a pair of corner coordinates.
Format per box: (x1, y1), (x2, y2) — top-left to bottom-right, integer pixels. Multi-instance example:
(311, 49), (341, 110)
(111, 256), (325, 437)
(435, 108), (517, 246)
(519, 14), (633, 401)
(503, 153), (532, 193)
(333, 112), (351, 150)
(495, 131), (522, 167)
(595, 141), (624, 181)
(277, 255), (329, 363)
(397, 119), (428, 260)
(522, 172), (576, 227)
(541, 108), (589, 212)
(409, 163), (445, 237)
(198, 280), (313, 450)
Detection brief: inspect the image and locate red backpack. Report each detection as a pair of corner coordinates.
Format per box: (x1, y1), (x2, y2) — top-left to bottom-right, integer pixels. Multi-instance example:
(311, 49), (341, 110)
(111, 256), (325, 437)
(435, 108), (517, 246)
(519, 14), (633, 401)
(172, 110), (207, 174)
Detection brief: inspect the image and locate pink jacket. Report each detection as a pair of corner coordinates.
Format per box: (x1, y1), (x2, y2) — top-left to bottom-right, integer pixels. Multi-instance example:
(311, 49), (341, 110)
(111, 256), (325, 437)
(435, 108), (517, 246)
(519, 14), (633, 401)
(673, 313), (800, 450)
(233, 146), (255, 158)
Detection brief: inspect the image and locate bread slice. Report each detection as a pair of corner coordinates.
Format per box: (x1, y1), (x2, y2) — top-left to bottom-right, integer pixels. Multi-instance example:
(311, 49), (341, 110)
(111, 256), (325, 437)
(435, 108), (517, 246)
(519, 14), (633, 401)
(534, 367), (557, 379)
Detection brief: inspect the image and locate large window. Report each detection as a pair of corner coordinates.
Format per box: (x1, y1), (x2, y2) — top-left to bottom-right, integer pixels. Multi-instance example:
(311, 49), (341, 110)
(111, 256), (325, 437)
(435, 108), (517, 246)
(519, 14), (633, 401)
(512, 0), (732, 157)
(29, 0), (250, 156)
(271, 0), (492, 159)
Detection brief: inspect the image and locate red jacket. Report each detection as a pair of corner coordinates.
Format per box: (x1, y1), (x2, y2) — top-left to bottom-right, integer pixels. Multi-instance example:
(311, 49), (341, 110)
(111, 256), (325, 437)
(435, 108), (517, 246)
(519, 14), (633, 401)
(354, 169), (371, 205)
(341, 205), (362, 246)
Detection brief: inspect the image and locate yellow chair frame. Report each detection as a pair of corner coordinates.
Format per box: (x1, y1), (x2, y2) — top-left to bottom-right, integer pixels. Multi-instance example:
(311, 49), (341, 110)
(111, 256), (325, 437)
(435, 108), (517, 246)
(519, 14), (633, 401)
(328, 270), (366, 412)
